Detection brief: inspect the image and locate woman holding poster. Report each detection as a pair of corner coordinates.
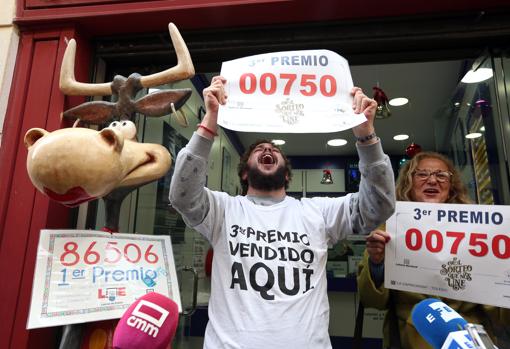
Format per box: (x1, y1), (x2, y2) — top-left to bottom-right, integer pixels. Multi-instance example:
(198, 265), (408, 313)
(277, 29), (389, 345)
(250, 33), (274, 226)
(357, 151), (510, 348)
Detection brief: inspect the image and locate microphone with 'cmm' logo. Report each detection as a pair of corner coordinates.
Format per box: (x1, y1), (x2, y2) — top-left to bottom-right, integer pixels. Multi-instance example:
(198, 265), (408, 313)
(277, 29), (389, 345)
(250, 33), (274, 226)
(113, 292), (179, 349)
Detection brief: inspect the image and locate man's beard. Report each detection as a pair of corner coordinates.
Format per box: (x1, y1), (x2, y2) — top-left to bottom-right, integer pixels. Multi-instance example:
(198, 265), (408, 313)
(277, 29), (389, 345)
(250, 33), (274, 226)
(247, 163), (287, 192)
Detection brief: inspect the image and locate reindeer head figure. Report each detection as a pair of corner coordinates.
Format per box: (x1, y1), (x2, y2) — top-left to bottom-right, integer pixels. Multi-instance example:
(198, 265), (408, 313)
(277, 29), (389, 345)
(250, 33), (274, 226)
(24, 23), (195, 231)
(60, 22), (194, 126)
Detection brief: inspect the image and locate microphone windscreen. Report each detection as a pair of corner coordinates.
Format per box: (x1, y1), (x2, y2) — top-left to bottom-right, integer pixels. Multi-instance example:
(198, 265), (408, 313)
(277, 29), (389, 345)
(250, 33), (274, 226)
(411, 298), (468, 349)
(113, 292), (179, 349)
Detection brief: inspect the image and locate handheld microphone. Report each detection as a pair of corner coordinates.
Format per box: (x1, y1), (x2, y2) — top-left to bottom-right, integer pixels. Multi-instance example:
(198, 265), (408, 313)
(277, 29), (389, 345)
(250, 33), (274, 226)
(411, 298), (469, 349)
(113, 292), (179, 349)
(412, 298), (498, 349)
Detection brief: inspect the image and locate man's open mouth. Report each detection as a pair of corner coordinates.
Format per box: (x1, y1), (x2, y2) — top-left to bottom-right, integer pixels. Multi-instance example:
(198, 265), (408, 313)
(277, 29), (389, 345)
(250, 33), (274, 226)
(259, 153), (276, 165)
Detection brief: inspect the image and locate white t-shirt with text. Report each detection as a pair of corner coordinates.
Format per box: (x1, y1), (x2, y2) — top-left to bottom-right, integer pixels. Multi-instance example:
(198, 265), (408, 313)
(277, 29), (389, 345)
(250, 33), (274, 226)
(193, 191), (353, 349)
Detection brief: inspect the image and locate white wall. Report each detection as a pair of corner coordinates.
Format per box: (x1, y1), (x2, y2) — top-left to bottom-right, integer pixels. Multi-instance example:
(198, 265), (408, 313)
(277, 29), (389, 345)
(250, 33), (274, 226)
(0, 0), (18, 146)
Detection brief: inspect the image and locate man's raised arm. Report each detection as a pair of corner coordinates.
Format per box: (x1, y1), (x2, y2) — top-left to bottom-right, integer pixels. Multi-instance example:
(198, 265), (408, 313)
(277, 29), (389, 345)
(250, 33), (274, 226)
(168, 76), (227, 226)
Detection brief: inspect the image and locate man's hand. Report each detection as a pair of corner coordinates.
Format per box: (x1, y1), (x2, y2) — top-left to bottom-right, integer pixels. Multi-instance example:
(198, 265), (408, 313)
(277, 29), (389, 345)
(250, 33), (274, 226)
(366, 229), (390, 265)
(350, 87), (377, 143)
(198, 76), (228, 139)
(203, 76), (227, 114)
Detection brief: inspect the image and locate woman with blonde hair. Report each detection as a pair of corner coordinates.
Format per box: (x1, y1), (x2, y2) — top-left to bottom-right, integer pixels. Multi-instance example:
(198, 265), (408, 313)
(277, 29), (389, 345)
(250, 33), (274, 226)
(357, 151), (510, 348)
(395, 151), (471, 204)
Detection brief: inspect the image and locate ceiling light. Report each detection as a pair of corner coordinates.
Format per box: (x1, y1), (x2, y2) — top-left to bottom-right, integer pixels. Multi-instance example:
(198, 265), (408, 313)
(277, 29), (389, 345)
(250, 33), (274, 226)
(327, 139), (347, 146)
(461, 68), (493, 84)
(393, 134), (409, 141)
(465, 132), (482, 139)
(389, 97), (409, 106)
(454, 102), (460, 106)
(480, 126), (485, 132)
(272, 139), (285, 145)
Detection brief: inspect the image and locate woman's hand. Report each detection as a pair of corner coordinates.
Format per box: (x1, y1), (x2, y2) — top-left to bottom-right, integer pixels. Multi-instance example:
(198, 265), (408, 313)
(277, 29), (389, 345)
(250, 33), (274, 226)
(366, 229), (391, 264)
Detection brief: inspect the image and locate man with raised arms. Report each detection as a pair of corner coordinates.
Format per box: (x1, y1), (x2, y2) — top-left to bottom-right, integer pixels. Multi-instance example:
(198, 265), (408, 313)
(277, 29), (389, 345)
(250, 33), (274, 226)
(169, 76), (395, 349)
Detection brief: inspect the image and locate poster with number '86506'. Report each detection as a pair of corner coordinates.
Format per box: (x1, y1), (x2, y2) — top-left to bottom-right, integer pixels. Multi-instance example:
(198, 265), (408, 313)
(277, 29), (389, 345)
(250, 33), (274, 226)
(385, 201), (510, 309)
(27, 230), (181, 329)
(218, 49), (366, 133)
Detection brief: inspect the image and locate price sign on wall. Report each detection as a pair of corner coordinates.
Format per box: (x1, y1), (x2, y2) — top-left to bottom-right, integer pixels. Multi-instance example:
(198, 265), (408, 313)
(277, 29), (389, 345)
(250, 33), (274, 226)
(27, 230), (181, 329)
(385, 201), (510, 309)
(218, 49), (366, 133)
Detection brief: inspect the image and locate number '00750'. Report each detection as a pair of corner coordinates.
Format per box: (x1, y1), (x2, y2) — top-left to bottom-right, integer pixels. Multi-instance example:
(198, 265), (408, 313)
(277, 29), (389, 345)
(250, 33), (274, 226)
(239, 73), (337, 97)
(405, 228), (510, 259)
(59, 241), (159, 266)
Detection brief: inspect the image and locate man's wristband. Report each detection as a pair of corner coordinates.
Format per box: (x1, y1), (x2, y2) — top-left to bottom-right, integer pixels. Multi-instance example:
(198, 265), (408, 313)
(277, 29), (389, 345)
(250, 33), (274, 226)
(197, 124), (218, 137)
(356, 132), (377, 143)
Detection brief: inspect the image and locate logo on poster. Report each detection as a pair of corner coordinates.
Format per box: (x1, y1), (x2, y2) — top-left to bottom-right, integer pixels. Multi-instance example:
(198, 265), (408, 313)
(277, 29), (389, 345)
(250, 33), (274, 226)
(440, 257), (472, 291)
(98, 287), (126, 301)
(504, 269), (510, 282)
(275, 98), (304, 125)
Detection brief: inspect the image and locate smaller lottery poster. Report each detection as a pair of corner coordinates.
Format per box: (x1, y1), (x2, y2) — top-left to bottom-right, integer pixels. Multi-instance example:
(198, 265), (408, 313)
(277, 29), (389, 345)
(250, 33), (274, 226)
(218, 49), (366, 133)
(385, 201), (510, 309)
(27, 230), (181, 329)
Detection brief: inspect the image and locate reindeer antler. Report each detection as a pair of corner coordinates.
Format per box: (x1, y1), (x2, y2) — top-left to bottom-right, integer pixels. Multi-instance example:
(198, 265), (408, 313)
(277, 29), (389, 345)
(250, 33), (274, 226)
(60, 39), (112, 96)
(60, 23), (195, 96)
(140, 23), (195, 88)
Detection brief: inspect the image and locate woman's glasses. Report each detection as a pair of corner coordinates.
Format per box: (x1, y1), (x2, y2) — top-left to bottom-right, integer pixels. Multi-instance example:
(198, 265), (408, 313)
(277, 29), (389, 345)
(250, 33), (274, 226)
(413, 169), (453, 183)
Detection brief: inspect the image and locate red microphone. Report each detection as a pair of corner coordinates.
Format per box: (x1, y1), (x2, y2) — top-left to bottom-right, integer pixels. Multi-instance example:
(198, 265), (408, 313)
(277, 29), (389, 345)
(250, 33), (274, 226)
(113, 292), (179, 349)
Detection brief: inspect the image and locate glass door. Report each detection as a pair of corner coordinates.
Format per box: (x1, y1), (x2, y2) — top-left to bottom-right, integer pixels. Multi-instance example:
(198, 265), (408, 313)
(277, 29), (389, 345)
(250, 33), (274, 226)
(434, 53), (510, 205)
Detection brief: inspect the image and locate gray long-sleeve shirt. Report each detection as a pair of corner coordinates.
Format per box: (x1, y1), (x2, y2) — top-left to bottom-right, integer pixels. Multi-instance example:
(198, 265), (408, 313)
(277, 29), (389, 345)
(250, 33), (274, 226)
(169, 132), (395, 236)
(168, 132), (395, 349)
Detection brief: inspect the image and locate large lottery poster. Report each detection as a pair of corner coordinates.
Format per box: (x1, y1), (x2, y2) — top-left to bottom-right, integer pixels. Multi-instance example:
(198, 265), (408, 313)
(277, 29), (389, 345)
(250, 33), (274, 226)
(218, 49), (366, 133)
(27, 230), (181, 329)
(385, 201), (510, 309)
